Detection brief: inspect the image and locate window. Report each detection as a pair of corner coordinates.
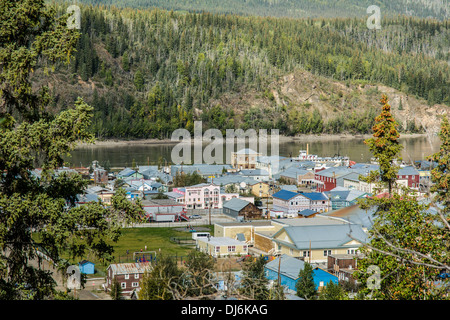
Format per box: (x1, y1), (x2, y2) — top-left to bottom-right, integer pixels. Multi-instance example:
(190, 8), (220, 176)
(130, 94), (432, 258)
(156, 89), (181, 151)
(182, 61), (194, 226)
(134, 274), (139, 279)
(124, 274), (129, 280)
(324, 250), (331, 256)
(121, 282), (126, 289)
(215, 246), (220, 253)
(303, 250), (310, 257)
(132, 282), (139, 288)
(228, 246), (236, 252)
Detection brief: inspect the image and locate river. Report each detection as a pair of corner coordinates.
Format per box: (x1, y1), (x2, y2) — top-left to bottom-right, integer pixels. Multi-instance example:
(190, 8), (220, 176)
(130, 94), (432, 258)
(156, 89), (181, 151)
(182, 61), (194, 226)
(66, 134), (441, 168)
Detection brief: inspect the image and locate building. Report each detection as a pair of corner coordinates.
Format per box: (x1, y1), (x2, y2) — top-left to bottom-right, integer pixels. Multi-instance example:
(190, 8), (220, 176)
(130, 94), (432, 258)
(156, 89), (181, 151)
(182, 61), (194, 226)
(248, 181), (270, 198)
(141, 199), (188, 222)
(222, 198), (263, 221)
(105, 262), (152, 298)
(184, 183), (222, 209)
(117, 168), (144, 180)
(196, 236), (248, 257)
(264, 254), (339, 292)
(171, 164), (233, 179)
(324, 189), (369, 210)
(269, 221), (367, 263)
(314, 167), (354, 192)
(298, 148), (350, 167)
(93, 168), (108, 184)
(84, 186), (115, 205)
(397, 166), (420, 189)
(272, 190), (330, 215)
(214, 220), (273, 248)
(184, 183), (241, 209)
(279, 167), (315, 186)
(327, 253), (362, 284)
(79, 260), (95, 275)
(231, 149), (261, 170)
(297, 209), (319, 218)
(238, 169), (270, 182)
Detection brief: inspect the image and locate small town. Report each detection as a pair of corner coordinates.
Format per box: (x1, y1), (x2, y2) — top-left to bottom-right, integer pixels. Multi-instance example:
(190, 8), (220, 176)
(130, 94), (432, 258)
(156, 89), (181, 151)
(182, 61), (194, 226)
(1, 0), (448, 309)
(30, 144), (441, 301)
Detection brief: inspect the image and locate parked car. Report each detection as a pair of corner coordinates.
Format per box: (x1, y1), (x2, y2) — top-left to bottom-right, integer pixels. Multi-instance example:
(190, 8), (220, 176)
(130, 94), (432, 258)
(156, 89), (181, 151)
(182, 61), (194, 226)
(189, 214), (202, 219)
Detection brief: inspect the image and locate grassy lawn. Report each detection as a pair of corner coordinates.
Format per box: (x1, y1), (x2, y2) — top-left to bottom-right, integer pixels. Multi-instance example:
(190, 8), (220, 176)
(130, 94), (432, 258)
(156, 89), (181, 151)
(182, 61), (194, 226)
(83, 225), (214, 275)
(34, 225), (215, 277)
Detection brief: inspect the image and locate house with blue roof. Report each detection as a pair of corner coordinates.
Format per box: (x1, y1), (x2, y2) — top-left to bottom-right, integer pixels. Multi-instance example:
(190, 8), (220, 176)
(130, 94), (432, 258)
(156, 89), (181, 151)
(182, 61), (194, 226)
(117, 168), (144, 179)
(272, 190), (330, 216)
(264, 254), (338, 293)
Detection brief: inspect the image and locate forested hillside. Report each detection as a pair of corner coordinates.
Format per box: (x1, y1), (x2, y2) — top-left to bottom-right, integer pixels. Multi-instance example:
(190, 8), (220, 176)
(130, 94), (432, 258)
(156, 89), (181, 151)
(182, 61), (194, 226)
(70, 0), (449, 20)
(37, 3), (449, 139)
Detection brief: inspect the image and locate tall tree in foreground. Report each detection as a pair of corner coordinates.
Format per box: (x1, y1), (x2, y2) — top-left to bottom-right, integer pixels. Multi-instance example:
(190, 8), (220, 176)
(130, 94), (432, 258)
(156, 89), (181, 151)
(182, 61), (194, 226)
(0, 0), (143, 300)
(295, 262), (316, 300)
(360, 94), (403, 195)
(239, 256), (271, 300)
(354, 112), (449, 300)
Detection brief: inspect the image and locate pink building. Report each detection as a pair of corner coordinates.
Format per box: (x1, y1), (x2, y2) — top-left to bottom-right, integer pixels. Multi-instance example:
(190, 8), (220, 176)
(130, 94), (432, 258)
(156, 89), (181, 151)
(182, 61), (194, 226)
(184, 183), (239, 209)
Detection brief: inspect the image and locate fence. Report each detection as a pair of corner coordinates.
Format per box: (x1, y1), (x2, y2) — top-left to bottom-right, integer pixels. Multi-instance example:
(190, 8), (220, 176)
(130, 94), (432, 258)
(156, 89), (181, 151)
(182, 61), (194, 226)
(114, 253), (190, 266)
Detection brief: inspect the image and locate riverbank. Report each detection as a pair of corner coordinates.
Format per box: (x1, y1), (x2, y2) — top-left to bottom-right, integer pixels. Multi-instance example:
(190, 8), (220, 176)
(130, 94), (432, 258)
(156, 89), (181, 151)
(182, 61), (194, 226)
(76, 133), (430, 148)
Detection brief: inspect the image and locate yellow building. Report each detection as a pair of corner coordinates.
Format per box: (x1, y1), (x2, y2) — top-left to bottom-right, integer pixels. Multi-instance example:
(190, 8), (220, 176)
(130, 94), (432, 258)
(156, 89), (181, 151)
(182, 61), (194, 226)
(270, 223), (367, 263)
(215, 216), (368, 263)
(249, 181), (270, 198)
(231, 148), (261, 170)
(196, 236), (248, 257)
(214, 221), (274, 247)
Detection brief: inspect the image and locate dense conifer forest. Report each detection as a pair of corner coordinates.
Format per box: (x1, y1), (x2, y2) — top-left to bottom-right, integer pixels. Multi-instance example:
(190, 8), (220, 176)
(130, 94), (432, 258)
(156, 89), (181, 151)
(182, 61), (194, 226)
(42, 1), (449, 139)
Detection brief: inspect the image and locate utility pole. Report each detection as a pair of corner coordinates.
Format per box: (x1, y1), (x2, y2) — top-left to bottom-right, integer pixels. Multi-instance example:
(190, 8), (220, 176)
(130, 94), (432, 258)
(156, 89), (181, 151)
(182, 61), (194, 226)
(209, 203), (211, 226)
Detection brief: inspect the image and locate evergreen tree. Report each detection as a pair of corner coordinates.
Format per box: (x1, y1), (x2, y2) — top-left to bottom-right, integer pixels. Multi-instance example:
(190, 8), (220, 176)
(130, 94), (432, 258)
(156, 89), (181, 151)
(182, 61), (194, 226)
(318, 281), (346, 300)
(295, 262), (316, 300)
(0, 0), (143, 300)
(134, 70), (144, 91)
(122, 52), (130, 72)
(361, 95), (403, 195)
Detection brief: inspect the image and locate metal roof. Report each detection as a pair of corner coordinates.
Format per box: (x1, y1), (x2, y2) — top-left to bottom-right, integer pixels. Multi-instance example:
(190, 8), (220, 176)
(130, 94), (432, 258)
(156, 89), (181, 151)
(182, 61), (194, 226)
(264, 254), (309, 279)
(301, 192), (329, 201)
(272, 190), (298, 200)
(273, 223), (368, 250)
(223, 198), (251, 212)
(108, 262), (152, 275)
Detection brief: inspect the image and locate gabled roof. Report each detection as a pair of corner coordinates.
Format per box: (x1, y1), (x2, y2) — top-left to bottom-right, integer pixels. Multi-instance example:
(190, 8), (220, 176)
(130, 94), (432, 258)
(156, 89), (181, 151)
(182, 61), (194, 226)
(324, 189), (367, 202)
(300, 192), (329, 201)
(235, 148), (259, 155)
(272, 190), (298, 201)
(398, 166), (420, 176)
(239, 169), (269, 176)
(117, 168), (136, 177)
(273, 224), (368, 250)
(314, 166), (353, 178)
(108, 262), (152, 275)
(264, 254), (310, 280)
(298, 209), (317, 217)
(223, 198), (251, 212)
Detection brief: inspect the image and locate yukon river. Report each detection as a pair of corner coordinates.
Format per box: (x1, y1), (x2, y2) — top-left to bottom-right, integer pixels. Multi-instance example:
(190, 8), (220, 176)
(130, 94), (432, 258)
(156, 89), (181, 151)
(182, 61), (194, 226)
(67, 134), (441, 168)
